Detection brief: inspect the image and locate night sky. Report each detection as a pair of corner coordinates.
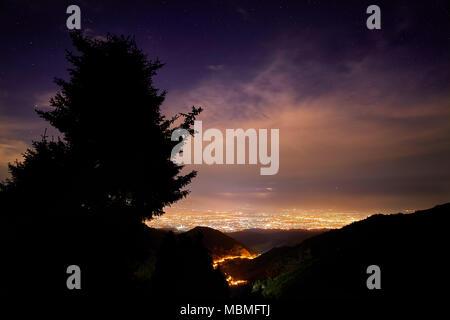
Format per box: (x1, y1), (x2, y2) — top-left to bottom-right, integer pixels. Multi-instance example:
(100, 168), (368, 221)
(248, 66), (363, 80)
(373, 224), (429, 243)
(1, 0), (449, 215)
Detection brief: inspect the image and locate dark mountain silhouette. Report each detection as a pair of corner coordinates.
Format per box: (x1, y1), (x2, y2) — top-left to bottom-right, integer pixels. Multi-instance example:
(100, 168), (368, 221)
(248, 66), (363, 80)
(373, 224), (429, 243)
(184, 226), (256, 260)
(133, 226), (255, 286)
(220, 244), (301, 282)
(149, 230), (229, 301)
(4, 203), (449, 302)
(232, 203), (450, 300)
(227, 228), (326, 253)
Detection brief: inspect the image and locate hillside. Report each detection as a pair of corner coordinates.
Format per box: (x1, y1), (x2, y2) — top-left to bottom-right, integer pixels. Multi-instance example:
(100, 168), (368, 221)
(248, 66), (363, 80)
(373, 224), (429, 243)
(184, 226), (256, 260)
(250, 203), (450, 299)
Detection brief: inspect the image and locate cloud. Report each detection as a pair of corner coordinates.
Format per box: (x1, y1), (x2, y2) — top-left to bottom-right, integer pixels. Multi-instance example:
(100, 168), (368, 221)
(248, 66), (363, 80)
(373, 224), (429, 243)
(207, 64), (224, 71)
(236, 7), (249, 19)
(162, 40), (450, 212)
(83, 28), (107, 41)
(34, 91), (54, 109)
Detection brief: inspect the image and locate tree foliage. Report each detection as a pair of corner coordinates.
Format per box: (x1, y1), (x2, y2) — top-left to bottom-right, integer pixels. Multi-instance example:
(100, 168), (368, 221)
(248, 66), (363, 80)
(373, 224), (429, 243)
(1, 31), (202, 221)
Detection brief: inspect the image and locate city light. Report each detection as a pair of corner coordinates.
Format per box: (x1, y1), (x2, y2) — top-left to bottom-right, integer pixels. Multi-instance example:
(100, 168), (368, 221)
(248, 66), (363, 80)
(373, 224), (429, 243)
(145, 210), (367, 232)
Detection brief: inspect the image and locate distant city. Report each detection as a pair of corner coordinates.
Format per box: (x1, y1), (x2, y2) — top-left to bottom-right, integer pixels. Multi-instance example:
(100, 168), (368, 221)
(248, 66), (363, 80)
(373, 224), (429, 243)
(145, 209), (376, 232)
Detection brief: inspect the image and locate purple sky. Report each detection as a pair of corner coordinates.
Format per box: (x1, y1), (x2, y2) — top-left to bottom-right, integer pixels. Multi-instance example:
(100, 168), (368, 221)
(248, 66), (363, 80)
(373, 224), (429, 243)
(1, 0), (449, 214)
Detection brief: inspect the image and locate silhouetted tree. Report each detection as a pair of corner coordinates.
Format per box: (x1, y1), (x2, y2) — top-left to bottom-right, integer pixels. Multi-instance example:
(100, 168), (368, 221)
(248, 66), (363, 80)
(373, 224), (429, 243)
(0, 31), (202, 297)
(1, 31), (201, 222)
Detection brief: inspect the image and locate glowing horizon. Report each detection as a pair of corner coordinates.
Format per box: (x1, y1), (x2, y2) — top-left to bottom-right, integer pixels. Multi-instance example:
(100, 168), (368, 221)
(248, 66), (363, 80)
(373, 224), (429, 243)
(145, 209), (373, 232)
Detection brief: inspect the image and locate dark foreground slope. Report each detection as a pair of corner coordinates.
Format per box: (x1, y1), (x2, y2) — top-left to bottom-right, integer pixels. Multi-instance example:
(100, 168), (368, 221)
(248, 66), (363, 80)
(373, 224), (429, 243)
(254, 203), (449, 300)
(185, 226), (255, 259)
(1, 215), (230, 300)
